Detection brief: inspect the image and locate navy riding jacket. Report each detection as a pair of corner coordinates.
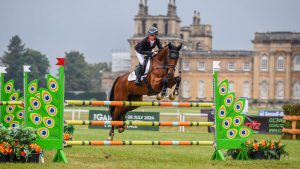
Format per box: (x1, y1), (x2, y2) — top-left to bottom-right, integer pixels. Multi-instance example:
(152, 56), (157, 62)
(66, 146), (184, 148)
(135, 37), (163, 55)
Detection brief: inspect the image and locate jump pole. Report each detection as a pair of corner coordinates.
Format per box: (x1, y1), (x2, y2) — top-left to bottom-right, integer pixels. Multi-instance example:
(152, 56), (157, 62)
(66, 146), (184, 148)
(0, 101), (23, 105)
(65, 100), (213, 108)
(65, 120), (214, 127)
(65, 140), (214, 146)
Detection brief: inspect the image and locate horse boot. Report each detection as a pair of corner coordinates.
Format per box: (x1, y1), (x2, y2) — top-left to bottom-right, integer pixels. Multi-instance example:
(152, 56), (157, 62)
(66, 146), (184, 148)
(134, 64), (143, 85)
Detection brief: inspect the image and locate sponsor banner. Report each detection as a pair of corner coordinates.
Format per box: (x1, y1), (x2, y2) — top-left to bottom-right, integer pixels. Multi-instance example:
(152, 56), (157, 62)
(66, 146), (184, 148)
(89, 110), (159, 131)
(207, 114), (283, 135)
(244, 116), (284, 134)
(258, 110), (284, 116)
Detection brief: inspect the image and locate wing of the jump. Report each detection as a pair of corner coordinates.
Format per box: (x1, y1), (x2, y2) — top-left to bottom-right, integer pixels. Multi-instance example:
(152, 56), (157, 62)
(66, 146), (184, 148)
(215, 74), (252, 150)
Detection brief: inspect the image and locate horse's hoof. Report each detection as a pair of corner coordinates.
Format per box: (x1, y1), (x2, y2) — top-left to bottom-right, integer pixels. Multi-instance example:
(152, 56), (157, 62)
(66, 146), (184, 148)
(106, 136), (113, 141)
(156, 94), (162, 100)
(169, 94), (176, 100)
(118, 127), (125, 133)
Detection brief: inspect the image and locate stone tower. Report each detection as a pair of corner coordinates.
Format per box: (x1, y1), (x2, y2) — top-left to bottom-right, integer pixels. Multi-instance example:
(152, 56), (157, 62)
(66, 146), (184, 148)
(128, 0), (213, 70)
(128, 0), (182, 69)
(180, 10), (212, 51)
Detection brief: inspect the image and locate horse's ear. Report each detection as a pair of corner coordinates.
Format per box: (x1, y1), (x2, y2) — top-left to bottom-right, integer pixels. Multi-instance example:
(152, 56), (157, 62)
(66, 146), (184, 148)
(177, 43), (182, 51)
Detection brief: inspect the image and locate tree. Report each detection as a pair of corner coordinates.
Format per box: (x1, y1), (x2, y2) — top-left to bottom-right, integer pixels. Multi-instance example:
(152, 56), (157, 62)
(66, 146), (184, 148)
(23, 49), (50, 88)
(1, 35), (50, 90)
(64, 51), (91, 91)
(1, 35), (26, 90)
(87, 62), (111, 92)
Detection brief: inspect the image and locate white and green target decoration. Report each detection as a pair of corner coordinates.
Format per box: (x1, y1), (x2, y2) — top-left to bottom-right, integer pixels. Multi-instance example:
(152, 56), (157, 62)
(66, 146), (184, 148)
(25, 75), (59, 140)
(212, 70), (253, 160)
(0, 67), (24, 128)
(24, 58), (67, 162)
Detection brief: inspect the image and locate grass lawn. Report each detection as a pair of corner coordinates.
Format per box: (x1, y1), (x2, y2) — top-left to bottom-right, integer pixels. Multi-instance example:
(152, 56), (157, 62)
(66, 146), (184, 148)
(2, 125), (299, 169)
(3, 106), (296, 169)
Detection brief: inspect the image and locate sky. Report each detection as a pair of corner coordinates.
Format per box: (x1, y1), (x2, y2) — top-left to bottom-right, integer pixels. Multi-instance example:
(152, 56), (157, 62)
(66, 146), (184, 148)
(1, 0), (300, 74)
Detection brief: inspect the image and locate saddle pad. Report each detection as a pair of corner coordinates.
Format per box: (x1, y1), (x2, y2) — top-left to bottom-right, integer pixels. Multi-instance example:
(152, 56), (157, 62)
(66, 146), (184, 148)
(128, 61), (150, 81)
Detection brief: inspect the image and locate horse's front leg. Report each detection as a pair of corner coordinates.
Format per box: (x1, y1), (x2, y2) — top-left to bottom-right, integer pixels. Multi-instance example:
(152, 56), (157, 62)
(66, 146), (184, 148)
(167, 76), (181, 100)
(173, 76), (181, 96)
(161, 77), (169, 97)
(156, 77), (169, 100)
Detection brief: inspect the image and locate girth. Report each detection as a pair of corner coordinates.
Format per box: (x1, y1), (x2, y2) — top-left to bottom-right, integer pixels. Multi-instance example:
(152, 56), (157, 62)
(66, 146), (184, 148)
(143, 78), (159, 96)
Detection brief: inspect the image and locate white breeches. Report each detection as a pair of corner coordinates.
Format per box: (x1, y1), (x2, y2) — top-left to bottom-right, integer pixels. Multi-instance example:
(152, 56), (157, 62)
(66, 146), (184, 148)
(135, 51), (145, 65)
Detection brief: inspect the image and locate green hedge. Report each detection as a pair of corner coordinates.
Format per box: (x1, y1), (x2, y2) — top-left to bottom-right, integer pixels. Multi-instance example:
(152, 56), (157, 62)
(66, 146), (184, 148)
(282, 103), (300, 115)
(282, 103), (300, 140)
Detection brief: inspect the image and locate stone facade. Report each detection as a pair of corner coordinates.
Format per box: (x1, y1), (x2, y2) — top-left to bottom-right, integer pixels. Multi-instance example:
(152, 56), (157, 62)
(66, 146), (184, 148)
(111, 51), (131, 73)
(108, 0), (300, 102)
(252, 32), (300, 102)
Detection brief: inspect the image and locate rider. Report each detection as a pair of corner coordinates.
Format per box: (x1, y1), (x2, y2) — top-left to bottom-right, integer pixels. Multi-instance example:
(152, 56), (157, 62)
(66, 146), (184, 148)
(134, 27), (163, 85)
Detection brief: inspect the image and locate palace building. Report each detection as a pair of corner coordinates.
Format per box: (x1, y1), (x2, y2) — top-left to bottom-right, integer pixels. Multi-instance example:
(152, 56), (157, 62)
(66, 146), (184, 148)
(125, 0), (300, 102)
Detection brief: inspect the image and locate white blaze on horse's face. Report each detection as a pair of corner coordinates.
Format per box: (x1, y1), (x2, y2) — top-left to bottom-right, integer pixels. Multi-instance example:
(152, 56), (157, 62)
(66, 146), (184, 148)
(165, 43), (181, 79)
(167, 51), (179, 78)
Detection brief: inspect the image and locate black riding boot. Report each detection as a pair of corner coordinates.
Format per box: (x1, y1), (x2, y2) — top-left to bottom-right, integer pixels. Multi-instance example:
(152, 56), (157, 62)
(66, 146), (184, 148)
(134, 64), (143, 85)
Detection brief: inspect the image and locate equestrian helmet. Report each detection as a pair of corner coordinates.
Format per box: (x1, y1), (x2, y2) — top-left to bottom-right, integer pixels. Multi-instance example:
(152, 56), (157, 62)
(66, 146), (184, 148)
(147, 27), (158, 36)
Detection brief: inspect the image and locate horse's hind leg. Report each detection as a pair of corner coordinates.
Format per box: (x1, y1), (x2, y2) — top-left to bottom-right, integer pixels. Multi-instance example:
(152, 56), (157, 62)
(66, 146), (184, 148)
(117, 112), (126, 133)
(107, 108), (116, 141)
(110, 107), (126, 134)
(117, 95), (142, 133)
(107, 126), (115, 141)
(107, 107), (120, 141)
(117, 107), (132, 133)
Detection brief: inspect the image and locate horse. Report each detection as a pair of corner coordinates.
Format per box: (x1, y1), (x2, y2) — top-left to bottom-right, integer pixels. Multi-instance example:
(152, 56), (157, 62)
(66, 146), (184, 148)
(108, 42), (182, 140)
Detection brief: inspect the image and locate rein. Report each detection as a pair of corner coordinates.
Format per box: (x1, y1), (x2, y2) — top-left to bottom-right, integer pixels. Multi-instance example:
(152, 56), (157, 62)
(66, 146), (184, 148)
(154, 49), (179, 70)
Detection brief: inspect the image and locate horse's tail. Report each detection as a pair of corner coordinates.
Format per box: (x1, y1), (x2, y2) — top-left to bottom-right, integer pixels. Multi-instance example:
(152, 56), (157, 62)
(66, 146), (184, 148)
(109, 76), (120, 119)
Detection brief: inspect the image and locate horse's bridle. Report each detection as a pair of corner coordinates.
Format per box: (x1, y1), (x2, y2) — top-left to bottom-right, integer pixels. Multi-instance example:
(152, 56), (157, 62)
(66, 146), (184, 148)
(155, 49), (180, 70)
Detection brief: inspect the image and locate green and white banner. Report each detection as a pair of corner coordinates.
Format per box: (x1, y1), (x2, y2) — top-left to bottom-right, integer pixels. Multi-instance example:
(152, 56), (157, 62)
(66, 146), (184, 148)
(89, 110), (159, 131)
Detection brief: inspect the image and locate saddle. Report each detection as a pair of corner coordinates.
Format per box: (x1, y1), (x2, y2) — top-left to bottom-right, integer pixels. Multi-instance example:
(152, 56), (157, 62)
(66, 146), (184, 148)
(128, 58), (151, 82)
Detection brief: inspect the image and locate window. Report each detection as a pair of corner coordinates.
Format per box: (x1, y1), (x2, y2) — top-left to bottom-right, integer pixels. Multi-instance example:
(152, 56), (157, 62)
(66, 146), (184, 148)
(228, 62), (235, 71)
(261, 55), (268, 71)
(293, 81), (300, 99)
(153, 23), (158, 28)
(197, 62), (205, 71)
(243, 81), (250, 98)
(142, 20), (146, 35)
(182, 61), (191, 71)
(182, 81), (190, 98)
(229, 81), (234, 92)
(165, 23), (168, 35)
(196, 42), (202, 51)
(180, 34), (184, 39)
(198, 80), (205, 98)
(294, 55), (300, 71)
(243, 62), (251, 71)
(277, 56), (284, 71)
(276, 81), (284, 99)
(260, 81), (268, 99)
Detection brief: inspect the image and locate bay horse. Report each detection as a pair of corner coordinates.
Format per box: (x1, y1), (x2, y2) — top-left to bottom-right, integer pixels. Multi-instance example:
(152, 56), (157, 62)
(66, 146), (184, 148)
(108, 42), (182, 140)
